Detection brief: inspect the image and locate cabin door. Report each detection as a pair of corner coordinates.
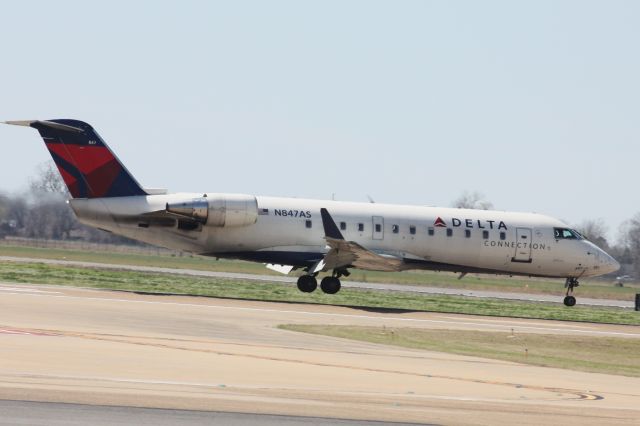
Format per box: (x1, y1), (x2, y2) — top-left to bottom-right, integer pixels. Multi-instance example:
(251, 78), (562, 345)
(372, 216), (384, 240)
(512, 227), (533, 263)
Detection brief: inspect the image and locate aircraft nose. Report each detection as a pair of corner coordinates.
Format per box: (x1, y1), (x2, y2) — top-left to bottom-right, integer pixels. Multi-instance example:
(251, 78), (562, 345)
(586, 242), (620, 276)
(600, 249), (620, 274)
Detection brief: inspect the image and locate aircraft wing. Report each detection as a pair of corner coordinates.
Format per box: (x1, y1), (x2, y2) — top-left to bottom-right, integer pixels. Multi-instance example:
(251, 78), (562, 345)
(318, 208), (404, 272)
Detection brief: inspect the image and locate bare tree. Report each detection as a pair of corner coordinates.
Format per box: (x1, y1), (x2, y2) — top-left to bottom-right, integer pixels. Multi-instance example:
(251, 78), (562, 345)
(619, 214), (640, 277)
(29, 161), (68, 195)
(6, 196), (27, 230)
(577, 219), (609, 250)
(25, 161), (75, 240)
(452, 191), (493, 210)
(0, 193), (7, 220)
(0, 194), (8, 238)
(21, 162), (140, 244)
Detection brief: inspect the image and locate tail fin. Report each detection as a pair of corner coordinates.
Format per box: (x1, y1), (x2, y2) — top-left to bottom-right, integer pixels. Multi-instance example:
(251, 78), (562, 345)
(5, 119), (147, 198)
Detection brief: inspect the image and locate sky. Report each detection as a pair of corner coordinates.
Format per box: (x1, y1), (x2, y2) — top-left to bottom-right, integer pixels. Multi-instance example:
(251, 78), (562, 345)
(0, 1), (638, 242)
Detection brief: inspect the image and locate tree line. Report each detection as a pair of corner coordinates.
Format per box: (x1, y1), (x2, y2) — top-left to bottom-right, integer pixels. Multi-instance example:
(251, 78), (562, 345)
(0, 163), (137, 245)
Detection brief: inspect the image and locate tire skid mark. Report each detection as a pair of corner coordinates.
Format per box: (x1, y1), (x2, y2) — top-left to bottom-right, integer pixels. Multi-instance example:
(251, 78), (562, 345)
(0, 325), (506, 366)
(26, 327), (606, 402)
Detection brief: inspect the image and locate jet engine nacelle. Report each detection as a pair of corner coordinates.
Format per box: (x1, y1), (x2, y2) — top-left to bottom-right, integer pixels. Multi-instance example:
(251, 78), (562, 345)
(166, 193), (258, 227)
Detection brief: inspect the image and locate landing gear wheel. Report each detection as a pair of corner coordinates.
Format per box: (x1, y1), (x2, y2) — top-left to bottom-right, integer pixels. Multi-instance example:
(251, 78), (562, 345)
(563, 277), (579, 307)
(320, 276), (341, 294)
(297, 275), (317, 293)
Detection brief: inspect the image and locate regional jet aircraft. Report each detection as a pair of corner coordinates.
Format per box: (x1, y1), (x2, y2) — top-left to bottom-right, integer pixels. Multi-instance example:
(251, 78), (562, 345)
(4, 120), (620, 306)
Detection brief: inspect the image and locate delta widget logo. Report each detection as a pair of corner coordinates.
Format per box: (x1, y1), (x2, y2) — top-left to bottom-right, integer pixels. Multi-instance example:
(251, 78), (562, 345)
(434, 217), (447, 227)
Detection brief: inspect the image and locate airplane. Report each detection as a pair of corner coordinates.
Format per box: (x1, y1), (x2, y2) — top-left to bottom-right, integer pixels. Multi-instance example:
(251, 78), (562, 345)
(4, 119), (620, 306)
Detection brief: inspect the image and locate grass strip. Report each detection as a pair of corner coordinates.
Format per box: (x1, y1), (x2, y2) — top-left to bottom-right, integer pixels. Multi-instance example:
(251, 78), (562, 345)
(0, 244), (637, 300)
(0, 261), (638, 325)
(278, 325), (640, 377)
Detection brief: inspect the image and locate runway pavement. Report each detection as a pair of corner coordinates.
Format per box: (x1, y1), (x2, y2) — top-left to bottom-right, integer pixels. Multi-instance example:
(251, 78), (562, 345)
(0, 283), (638, 425)
(0, 400), (422, 426)
(0, 255), (633, 308)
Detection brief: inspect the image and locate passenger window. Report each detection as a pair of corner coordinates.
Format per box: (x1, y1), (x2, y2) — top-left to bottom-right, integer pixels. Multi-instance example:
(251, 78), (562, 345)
(465, 230), (471, 238)
(375, 224), (382, 232)
(446, 228), (453, 237)
(340, 221), (346, 231)
(500, 232), (506, 240)
(392, 224), (399, 234)
(305, 220), (312, 229)
(409, 225), (416, 235)
(482, 230), (489, 239)
(428, 227), (434, 236)
(358, 223), (364, 232)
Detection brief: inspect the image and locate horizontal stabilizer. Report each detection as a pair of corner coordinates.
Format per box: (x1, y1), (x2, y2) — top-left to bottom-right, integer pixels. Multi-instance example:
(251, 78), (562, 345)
(5, 120), (83, 132)
(4, 120), (36, 127)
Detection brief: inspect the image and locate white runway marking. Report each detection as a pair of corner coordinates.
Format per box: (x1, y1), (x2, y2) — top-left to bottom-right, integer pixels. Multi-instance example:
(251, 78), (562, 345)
(0, 329), (35, 335)
(0, 286), (61, 294)
(2, 290), (638, 338)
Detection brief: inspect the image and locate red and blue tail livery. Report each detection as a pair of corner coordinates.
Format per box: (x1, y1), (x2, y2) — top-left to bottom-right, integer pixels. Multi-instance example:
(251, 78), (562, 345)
(7, 119), (146, 198)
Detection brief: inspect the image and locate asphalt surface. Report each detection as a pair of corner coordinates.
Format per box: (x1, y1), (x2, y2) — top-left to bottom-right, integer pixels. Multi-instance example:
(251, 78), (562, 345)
(0, 255), (633, 308)
(0, 400), (424, 426)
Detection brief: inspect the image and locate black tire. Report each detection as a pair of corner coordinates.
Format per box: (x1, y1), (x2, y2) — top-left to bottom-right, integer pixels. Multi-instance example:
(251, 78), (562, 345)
(320, 277), (341, 294)
(563, 295), (576, 307)
(297, 275), (317, 293)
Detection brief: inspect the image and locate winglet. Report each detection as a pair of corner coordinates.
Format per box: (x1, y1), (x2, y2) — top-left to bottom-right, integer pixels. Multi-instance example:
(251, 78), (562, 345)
(320, 208), (345, 240)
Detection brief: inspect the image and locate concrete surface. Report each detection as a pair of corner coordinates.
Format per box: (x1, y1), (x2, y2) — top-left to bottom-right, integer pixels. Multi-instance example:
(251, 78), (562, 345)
(0, 283), (638, 425)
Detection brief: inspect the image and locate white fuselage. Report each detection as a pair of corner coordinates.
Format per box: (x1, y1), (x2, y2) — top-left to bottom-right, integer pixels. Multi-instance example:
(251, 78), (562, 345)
(70, 193), (619, 279)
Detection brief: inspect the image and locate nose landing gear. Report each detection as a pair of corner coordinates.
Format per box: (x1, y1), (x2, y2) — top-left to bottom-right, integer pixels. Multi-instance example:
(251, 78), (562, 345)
(563, 277), (579, 307)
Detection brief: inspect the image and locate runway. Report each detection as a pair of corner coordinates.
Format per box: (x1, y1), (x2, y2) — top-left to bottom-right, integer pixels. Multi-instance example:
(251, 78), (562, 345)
(0, 400), (421, 426)
(0, 255), (633, 308)
(0, 283), (638, 425)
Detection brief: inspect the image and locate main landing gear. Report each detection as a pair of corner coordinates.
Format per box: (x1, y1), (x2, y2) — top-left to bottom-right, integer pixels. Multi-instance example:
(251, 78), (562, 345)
(296, 275), (318, 293)
(563, 277), (579, 307)
(320, 276), (341, 294)
(296, 269), (348, 294)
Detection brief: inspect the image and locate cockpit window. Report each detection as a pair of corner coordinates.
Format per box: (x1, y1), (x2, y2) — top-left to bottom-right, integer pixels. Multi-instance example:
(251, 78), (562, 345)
(554, 228), (583, 240)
